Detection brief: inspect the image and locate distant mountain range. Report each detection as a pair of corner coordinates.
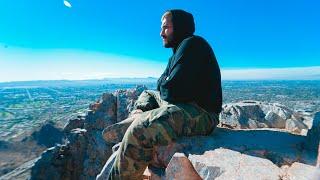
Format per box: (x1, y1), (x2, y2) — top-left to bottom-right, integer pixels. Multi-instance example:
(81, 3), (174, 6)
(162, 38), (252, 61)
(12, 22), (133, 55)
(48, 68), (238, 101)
(1, 78), (320, 88)
(0, 78), (158, 88)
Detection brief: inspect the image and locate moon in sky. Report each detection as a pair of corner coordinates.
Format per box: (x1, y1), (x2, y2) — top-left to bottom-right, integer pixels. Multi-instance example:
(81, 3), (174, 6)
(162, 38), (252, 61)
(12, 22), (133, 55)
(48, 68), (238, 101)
(63, 0), (72, 8)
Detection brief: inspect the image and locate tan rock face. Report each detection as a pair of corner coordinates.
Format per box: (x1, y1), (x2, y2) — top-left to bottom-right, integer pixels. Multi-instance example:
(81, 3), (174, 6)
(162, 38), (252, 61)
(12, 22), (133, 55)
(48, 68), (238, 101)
(156, 125), (317, 179)
(164, 149), (318, 180)
(188, 148), (281, 180)
(219, 101), (309, 134)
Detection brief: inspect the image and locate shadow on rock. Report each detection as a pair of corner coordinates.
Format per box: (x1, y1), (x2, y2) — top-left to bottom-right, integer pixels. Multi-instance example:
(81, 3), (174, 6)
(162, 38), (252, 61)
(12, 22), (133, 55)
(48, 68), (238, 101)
(176, 127), (316, 166)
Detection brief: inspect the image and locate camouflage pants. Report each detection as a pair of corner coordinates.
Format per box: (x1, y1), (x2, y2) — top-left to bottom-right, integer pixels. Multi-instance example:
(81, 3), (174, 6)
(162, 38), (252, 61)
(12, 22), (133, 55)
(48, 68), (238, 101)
(97, 90), (218, 180)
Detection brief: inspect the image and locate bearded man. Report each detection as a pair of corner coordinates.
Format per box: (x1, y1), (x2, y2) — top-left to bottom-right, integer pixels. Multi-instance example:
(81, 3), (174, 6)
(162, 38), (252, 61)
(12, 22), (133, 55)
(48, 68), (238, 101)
(97, 9), (222, 180)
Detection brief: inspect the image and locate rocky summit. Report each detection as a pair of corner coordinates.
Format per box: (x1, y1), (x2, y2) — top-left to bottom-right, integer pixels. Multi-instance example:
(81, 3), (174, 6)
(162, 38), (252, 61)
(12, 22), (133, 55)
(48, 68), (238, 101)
(1, 86), (319, 180)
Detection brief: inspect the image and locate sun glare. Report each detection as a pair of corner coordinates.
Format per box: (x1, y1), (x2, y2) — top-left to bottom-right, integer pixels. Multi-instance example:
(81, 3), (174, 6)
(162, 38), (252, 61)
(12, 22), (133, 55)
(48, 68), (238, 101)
(63, 0), (72, 8)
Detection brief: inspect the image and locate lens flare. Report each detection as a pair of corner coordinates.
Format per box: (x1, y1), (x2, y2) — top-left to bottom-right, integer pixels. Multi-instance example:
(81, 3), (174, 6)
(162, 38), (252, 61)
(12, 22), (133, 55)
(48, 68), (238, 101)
(63, 0), (72, 8)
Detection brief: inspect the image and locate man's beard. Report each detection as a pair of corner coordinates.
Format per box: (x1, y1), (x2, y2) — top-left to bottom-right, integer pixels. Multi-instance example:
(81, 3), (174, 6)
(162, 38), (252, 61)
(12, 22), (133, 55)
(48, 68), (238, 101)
(164, 35), (174, 48)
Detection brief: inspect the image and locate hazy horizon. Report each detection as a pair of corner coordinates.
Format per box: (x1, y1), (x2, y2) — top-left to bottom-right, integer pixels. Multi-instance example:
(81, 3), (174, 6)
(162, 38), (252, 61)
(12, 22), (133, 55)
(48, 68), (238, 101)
(1, 66), (320, 84)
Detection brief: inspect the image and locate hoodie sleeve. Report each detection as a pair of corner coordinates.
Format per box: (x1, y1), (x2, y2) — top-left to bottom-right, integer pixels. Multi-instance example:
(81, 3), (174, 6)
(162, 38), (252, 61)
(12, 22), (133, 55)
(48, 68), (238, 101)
(159, 37), (204, 103)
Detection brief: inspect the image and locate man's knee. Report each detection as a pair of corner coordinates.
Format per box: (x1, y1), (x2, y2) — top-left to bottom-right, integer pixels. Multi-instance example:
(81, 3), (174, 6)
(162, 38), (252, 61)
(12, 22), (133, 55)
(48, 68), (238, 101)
(134, 90), (159, 111)
(122, 108), (176, 148)
(120, 117), (150, 149)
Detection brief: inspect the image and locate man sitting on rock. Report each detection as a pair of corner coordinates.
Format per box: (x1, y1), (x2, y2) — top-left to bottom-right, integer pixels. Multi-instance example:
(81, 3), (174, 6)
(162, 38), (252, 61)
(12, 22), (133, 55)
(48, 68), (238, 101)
(97, 9), (222, 179)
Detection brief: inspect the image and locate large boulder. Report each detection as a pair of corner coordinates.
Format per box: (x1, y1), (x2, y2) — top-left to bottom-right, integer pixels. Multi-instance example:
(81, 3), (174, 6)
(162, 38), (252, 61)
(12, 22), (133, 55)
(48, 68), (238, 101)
(165, 149), (319, 180)
(220, 101), (308, 134)
(155, 127), (314, 166)
(188, 148), (281, 180)
(161, 127), (318, 179)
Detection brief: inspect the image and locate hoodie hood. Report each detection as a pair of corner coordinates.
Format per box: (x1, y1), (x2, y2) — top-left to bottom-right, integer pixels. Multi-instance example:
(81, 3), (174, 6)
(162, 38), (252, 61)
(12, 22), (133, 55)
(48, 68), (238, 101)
(167, 9), (195, 51)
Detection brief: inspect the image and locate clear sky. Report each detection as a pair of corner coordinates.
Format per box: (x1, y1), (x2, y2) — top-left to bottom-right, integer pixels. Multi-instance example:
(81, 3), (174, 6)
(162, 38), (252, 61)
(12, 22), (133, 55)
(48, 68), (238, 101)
(0, 0), (319, 82)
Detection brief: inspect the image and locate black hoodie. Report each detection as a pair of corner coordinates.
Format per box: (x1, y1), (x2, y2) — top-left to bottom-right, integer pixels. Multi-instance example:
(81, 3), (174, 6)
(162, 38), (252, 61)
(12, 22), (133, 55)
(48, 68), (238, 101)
(157, 9), (222, 114)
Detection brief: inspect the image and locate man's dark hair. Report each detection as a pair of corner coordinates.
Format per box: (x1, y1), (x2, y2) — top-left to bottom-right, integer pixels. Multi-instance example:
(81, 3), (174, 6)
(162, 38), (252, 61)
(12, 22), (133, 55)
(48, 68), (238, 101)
(165, 9), (195, 49)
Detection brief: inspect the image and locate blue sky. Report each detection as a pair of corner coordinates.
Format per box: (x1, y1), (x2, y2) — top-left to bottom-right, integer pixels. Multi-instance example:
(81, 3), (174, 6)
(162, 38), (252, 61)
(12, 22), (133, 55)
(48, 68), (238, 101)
(0, 0), (319, 82)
